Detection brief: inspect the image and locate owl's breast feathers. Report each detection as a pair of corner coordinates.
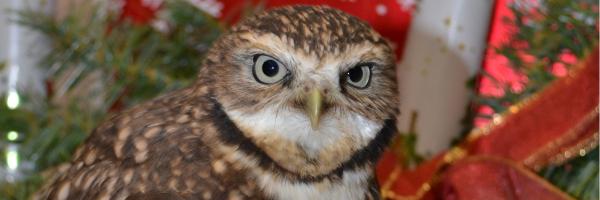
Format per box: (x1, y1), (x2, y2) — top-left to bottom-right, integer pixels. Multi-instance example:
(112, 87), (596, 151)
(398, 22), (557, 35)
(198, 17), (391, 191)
(36, 86), (393, 199)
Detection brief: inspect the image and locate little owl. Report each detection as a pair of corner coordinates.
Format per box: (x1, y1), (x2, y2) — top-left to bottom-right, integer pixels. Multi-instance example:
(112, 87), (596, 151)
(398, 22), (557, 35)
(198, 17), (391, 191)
(37, 5), (399, 200)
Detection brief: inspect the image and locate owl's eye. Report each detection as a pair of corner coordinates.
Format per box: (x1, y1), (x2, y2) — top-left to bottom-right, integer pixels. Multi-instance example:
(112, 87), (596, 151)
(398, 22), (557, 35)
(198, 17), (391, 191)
(253, 55), (288, 84)
(346, 65), (372, 89)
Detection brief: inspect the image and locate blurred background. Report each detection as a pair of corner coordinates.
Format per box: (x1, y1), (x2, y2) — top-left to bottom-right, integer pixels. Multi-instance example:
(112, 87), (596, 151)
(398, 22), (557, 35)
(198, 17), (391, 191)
(0, 0), (597, 199)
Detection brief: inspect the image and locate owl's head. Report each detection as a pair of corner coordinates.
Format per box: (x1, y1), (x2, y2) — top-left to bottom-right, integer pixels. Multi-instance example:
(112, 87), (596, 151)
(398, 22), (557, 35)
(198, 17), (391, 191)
(199, 6), (398, 178)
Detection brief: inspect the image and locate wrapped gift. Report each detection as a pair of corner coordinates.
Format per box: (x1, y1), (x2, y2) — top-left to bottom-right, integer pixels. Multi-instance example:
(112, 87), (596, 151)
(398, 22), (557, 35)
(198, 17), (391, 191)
(377, 48), (598, 199)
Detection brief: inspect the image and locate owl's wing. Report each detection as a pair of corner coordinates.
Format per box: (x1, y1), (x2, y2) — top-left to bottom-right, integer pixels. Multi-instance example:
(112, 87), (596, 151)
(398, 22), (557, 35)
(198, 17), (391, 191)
(33, 88), (229, 199)
(35, 161), (129, 199)
(125, 191), (185, 200)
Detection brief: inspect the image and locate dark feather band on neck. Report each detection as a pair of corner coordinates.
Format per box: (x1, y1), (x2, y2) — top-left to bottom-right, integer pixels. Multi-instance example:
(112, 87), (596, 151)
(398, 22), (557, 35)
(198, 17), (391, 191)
(208, 97), (396, 183)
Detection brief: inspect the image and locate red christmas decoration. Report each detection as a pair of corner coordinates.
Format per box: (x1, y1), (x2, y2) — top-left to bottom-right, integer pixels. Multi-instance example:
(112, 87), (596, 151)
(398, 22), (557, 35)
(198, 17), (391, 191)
(120, 0), (162, 24)
(377, 48), (598, 199)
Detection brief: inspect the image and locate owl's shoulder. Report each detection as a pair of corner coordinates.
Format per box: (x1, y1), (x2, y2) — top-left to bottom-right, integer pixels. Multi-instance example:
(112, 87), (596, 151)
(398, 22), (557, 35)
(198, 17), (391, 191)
(37, 87), (264, 199)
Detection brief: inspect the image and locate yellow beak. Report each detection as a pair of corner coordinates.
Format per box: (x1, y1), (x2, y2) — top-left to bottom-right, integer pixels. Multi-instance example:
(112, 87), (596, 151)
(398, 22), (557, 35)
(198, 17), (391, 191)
(305, 89), (323, 130)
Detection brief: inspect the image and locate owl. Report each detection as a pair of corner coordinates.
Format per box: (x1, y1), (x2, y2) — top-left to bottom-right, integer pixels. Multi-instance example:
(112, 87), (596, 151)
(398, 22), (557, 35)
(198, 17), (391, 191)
(36, 5), (399, 200)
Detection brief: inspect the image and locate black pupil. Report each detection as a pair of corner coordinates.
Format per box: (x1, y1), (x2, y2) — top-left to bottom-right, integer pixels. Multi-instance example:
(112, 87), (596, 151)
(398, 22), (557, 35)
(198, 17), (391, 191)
(262, 60), (279, 77)
(348, 67), (364, 82)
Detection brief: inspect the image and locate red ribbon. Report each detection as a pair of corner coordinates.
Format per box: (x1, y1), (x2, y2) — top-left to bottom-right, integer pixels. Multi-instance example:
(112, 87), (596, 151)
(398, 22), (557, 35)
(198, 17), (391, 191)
(377, 48), (598, 199)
